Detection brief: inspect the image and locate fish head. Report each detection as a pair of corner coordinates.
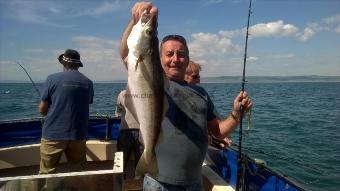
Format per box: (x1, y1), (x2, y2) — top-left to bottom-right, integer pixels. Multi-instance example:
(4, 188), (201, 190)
(141, 11), (157, 38)
(127, 10), (158, 58)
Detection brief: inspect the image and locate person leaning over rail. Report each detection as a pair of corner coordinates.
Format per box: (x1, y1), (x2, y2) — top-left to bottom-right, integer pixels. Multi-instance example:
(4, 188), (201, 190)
(120, 2), (252, 190)
(38, 49), (94, 174)
(185, 61), (233, 148)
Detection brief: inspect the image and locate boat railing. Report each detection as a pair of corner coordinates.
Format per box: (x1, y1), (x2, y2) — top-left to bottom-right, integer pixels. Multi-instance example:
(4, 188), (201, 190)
(0, 115), (122, 149)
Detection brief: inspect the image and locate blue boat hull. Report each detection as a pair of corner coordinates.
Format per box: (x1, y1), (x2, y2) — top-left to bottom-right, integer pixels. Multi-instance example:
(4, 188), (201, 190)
(206, 145), (306, 191)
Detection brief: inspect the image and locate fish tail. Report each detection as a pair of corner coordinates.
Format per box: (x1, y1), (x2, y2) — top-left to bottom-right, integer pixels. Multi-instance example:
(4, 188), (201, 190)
(135, 151), (158, 177)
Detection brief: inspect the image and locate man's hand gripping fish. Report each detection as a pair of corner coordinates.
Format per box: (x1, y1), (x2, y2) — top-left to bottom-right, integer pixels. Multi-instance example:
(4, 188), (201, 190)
(124, 10), (167, 177)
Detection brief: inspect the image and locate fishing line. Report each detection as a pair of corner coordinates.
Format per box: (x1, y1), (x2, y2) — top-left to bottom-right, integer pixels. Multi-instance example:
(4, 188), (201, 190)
(232, 143), (304, 165)
(231, 142), (328, 188)
(16, 62), (41, 97)
(236, 0), (252, 190)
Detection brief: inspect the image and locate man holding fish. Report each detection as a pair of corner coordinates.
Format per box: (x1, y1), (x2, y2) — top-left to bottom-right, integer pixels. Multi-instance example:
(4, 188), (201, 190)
(120, 2), (252, 190)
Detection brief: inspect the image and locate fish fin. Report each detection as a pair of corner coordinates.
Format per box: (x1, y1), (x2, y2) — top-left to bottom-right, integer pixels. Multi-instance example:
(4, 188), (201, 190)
(135, 56), (143, 71)
(135, 151), (158, 177)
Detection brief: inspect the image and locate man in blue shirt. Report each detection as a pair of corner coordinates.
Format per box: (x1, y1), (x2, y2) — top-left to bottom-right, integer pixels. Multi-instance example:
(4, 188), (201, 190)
(38, 49), (94, 174)
(120, 2), (253, 190)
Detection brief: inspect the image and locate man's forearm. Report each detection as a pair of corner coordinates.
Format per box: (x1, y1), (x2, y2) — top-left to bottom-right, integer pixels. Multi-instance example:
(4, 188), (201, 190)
(208, 114), (240, 139)
(38, 101), (49, 116)
(119, 19), (135, 68)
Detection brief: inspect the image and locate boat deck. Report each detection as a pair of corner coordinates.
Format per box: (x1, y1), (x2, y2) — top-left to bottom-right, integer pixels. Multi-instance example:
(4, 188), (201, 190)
(0, 141), (234, 191)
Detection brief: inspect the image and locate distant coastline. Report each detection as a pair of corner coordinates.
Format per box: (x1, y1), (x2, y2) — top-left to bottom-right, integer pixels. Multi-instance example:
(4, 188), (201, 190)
(1, 75), (340, 84)
(201, 75), (340, 83)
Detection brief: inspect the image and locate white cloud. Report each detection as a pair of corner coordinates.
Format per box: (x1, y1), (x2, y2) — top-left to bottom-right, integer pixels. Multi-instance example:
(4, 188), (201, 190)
(219, 20), (299, 39)
(190, 32), (240, 58)
(309, 14), (340, 36)
(306, 22), (329, 32)
(200, 0), (225, 6)
(218, 29), (243, 38)
(49, 7), (61, 14)
(220, 13), (340, 46)
(4, 0), (130, 27)
(1, 36), (126, 82)
(72, 36), (117, 48)
(187, 32), (244, 76)
(296, 27), (316, 42)
(75, 1), (130, 17)
(4, 0), (74, 27)
(248, 56), (258, 62)
(322, 14), (340, 34)
(219, 16), (340, 43)
(70, 36), (125, 81)
(269, 54), (295, 59)
(323, 14), (340, 24)
(292, 14), (340, 41)
(336, 25), (340, 34)
(186, 20), (306, 76)
(187, 19), (315, 76)
(9, 1), (47, 23)
(249, 20), (299, 38)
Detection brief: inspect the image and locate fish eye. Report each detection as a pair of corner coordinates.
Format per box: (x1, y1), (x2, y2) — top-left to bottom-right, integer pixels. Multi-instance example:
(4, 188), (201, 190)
(145, 28), (153, 36)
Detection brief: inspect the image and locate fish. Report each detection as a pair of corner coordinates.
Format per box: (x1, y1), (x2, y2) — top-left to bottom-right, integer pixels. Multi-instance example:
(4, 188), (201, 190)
(124, 10), (167, 177)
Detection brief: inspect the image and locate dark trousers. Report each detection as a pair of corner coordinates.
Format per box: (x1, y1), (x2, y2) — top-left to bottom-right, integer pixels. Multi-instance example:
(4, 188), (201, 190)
(117, 128), (143, 178)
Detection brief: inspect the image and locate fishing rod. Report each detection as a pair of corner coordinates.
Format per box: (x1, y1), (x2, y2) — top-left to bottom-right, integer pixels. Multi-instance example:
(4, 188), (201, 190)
(16, 62), (41, 97)
(236, 0), (252, 191)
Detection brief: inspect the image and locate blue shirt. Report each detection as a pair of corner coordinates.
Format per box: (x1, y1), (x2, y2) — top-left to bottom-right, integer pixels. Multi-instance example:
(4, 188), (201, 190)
(41, 70), (93, 140)
(155, 80), (216, 185)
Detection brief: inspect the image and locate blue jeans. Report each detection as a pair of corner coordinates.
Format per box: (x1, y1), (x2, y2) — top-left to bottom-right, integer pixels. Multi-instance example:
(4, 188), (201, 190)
(143, 174), (202, 191)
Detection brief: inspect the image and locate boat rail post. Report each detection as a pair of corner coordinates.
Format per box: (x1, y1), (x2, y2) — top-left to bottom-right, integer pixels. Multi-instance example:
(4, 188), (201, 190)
(105, 116), (112, 141)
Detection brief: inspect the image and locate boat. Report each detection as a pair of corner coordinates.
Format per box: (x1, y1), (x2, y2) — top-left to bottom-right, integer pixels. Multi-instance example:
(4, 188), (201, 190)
(0, 116), (307, 191)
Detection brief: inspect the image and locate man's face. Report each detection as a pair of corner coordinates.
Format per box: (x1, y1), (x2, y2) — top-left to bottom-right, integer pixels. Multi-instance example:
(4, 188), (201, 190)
(160, 40), (189, 81)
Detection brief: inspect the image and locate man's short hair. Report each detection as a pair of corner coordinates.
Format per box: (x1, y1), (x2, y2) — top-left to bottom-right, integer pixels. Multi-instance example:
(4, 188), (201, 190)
(160, 35), (189, 57)
(63, 62), (80, 69)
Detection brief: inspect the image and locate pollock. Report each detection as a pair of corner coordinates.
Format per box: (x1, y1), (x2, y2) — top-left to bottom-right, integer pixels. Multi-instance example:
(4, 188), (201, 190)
(124, 11), (167, 177)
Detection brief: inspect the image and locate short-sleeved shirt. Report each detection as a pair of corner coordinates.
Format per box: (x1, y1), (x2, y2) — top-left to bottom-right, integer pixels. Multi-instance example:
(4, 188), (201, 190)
(115, 90), (140, 130)
(41, 70), (94, 140)
(155, 80), (216, 185)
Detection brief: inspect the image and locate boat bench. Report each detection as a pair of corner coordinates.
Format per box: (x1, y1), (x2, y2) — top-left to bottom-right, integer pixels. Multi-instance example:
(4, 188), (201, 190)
(0, 140), (117, 170)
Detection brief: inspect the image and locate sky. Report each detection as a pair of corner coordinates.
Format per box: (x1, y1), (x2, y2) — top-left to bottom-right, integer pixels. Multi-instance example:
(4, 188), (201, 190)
(0, 0), (339, 82)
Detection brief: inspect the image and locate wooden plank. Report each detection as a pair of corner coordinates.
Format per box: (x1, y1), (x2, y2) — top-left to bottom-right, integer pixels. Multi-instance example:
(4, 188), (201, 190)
(113, 151), (123, 173)
(202, 163), (234, 191)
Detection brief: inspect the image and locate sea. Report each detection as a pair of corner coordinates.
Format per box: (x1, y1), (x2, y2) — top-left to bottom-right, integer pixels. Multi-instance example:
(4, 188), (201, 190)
(1, 78), (339, 191)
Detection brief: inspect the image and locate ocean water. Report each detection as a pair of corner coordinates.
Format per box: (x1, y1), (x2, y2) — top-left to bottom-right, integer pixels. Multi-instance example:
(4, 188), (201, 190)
(1, 82), (339, 191)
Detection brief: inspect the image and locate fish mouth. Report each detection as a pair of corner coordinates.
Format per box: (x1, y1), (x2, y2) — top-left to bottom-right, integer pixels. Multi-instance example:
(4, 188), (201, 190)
(141, 11), (156, 36)
(141, 11), (153, 24)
